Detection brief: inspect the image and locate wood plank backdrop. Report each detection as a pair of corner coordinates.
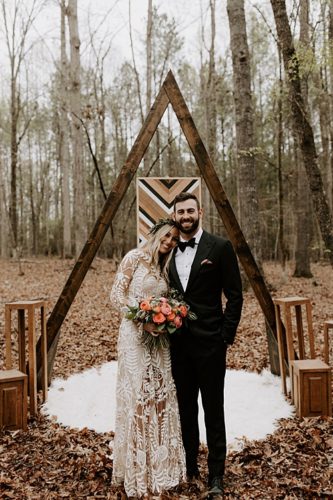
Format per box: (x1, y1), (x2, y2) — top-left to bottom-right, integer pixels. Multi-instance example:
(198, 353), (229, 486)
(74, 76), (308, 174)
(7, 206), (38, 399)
(137, 177), (201, 244)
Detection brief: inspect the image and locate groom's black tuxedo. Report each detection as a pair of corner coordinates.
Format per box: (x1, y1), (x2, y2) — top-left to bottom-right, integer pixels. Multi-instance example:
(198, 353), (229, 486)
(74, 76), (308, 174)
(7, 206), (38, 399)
(170, 230), (243, 348)
(169, 230), (243, 481)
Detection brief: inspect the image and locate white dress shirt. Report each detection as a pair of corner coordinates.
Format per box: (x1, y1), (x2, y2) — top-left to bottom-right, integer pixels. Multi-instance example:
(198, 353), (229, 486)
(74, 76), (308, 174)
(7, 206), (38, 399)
(175, 227), (203, 291)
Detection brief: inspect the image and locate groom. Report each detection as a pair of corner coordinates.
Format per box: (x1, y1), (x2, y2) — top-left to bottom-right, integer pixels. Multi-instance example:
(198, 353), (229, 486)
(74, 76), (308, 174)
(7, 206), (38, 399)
(169, 191), (243, 497)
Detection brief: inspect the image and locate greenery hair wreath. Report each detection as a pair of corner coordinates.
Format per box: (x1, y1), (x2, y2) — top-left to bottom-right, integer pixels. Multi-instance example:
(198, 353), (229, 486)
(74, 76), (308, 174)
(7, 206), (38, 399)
(148, 218), (175, 235)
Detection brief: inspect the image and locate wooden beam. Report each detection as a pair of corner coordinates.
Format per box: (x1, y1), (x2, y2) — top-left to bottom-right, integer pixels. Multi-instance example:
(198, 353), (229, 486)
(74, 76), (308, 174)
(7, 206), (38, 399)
(163, 70), (280, 374)
(36, 86), (170, 382)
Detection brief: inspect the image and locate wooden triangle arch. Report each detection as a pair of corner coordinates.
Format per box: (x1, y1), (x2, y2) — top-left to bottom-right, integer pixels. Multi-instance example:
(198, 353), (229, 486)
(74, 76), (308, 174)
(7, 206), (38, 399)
(37, 70), (282, 383)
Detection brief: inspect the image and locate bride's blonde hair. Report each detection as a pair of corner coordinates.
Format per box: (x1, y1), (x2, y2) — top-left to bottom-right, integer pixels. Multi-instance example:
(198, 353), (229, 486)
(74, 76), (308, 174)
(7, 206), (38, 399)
(141, 221), (178, 281)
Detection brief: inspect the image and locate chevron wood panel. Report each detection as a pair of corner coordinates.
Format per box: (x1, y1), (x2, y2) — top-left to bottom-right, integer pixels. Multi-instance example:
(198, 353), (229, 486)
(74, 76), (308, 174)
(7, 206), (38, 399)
(137, 177), (201, 244)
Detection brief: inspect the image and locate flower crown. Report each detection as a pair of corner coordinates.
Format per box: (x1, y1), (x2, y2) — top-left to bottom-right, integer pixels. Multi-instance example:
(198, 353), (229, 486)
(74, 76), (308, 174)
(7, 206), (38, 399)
(148, 218), (175, 235)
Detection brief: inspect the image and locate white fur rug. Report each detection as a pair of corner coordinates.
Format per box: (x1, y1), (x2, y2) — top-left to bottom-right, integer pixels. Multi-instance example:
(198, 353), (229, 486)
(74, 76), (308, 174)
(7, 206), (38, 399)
(42, 362), (293, 452)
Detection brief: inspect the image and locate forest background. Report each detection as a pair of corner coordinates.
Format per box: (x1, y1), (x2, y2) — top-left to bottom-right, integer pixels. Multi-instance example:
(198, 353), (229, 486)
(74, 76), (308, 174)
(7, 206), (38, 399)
(1, 0), (333, 279)
(1, 2), (333, 497)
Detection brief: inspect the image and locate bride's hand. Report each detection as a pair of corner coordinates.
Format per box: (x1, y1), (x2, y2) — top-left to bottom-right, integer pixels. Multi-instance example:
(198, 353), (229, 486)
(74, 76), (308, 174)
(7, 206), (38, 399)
(143, 322), (166, 335)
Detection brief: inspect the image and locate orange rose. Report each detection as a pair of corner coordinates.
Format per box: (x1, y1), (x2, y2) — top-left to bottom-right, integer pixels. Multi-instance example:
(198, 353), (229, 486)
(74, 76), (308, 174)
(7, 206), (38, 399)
(152, 305), (161, 313)
(152, 312), (166, 324)
(173, 316), (182, 328)
(140, 300), (151, 311)
(179, 305), (188, 317)
(167, 312), (176, 321)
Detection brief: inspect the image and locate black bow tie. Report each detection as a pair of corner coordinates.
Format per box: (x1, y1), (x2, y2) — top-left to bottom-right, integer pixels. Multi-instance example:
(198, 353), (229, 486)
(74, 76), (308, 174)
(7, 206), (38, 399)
(178, 238), (196, 252)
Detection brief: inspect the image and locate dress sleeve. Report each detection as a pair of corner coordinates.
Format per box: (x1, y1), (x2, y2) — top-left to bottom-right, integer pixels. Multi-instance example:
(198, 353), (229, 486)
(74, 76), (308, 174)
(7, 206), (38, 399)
(110, 250), (140, 310)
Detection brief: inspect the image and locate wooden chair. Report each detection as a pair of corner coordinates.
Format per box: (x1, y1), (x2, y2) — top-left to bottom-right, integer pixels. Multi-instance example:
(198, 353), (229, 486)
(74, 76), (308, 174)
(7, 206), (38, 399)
(273, 296), (315, 397)
(274, 296), (331, 417)
(0, 369), (28, 430)
(292, 359), (331, 417)
(5, 300), (48, 417)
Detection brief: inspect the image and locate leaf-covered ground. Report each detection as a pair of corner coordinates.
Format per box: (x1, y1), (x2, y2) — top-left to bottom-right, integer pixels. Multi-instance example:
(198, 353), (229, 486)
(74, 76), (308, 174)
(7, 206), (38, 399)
(0, 258), (332, 499)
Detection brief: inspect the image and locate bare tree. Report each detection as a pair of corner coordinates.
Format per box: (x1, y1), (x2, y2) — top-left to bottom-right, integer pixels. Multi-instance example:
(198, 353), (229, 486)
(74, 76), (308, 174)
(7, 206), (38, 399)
(227, 0), (262, 266)
(59, 0), (72, 257)
(206, 0), (217, 165)
(67, 0), (87, 256)
(144, 0), (153, 169)
(327, 0), (333, 210)
(146, 0), (153, 113)
(270, 0), (333, 265)
(1, 0), (41, 255)
(275, 48), (288, 267)
(205, 0), (216, 233)
(129, 0), (144, 124)
(0, 159), (10, 257)
(293, 0), (313, 277)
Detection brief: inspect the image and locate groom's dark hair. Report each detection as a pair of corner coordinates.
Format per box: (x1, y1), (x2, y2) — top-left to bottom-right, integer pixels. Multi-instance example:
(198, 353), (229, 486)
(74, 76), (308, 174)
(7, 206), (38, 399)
(173, 191), (201, 211)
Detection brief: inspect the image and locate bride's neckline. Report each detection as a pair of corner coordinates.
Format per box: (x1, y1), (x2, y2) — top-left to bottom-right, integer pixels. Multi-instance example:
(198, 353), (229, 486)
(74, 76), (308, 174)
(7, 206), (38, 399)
(137, 250), (163, 277)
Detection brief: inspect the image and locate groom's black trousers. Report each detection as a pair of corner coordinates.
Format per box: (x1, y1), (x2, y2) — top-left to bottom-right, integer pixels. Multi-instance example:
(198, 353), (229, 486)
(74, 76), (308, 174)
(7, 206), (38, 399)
(170, 337), (227, 479)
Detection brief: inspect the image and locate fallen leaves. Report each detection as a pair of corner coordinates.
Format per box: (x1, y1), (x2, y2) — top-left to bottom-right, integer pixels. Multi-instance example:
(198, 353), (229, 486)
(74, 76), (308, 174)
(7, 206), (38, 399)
(0, 414), (114, 499)
(0, 258), (332, 499)
(222, 416), (333, 499)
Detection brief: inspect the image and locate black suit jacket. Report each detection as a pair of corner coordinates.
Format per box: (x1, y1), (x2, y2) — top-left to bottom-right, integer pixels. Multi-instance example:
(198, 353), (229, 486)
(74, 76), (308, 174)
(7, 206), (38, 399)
(169, 231), (243, 350)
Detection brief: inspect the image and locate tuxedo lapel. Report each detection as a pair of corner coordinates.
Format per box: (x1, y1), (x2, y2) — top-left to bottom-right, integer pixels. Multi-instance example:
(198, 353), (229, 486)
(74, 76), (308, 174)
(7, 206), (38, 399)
(186, 231), (215, 291)
(169, 250), (184, 294)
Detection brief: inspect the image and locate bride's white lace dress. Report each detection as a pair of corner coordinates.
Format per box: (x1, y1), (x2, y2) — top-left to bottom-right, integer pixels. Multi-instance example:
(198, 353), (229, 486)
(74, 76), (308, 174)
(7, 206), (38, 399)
(110, 249), (186, 497)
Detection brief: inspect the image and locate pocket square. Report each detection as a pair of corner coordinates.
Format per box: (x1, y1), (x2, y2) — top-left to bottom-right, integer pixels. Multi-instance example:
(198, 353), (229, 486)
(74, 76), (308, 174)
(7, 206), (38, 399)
(201, 259), (213, 265)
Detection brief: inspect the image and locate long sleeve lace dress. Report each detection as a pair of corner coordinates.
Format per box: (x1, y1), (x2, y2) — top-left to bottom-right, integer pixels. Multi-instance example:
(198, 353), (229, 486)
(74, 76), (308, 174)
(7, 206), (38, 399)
(110, 249), (186, 498)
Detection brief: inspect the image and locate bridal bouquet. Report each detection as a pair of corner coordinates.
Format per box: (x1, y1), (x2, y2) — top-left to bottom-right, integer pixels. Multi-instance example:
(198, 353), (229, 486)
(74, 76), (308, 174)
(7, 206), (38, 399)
(125, 289), (197, 349)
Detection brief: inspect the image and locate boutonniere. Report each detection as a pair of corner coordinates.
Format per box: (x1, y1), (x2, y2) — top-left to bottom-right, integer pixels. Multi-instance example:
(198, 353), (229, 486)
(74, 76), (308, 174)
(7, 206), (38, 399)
(201, 259), (213, 265)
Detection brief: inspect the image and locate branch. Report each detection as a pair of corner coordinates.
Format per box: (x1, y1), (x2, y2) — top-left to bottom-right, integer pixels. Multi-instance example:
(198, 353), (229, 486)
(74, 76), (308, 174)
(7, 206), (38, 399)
(251, 2), (278, 45)
(17, 115), (33, 146)
(72, 112), (107, 200)
(72, 112), (115, 239)
(128, 0), (144, 124)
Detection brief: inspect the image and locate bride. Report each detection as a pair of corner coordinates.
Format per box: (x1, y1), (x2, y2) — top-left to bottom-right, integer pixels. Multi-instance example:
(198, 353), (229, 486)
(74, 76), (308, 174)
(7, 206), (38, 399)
(110, 219), (186, 498)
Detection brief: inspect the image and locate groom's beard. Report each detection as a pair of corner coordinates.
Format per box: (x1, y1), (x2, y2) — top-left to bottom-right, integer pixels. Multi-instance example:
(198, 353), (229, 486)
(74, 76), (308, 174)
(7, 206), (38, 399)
(175, 217), (199, 235)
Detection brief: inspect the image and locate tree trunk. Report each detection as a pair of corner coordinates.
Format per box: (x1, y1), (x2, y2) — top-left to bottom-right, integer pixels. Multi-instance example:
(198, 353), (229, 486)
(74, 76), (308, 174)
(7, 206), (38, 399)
(0, 161), (10, 258)
(67, 0), (86, 257)
(207, 0), (217, 166)
(293, 0), (313, 277)
(60, 0), (72, 257)
(328, 0), (333, 211)
(129, 0), (144, 124)
(144, 0), (153, 170)
(205, 0), (216, 233)
(227, 0), (262, 266)
(270, 0), (333, 265)
(146, 0), (153, 114)
(198, 0), (217, 234)
(28, 144), (37, 255)
(276, 48), (288, 267)
(9, 77), (19, 252)
(316, 69), (331, 209)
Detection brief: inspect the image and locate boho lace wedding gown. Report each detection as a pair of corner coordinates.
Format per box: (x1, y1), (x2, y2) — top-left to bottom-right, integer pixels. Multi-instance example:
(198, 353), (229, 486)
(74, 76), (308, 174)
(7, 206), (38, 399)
(110, 249), (186, 498)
